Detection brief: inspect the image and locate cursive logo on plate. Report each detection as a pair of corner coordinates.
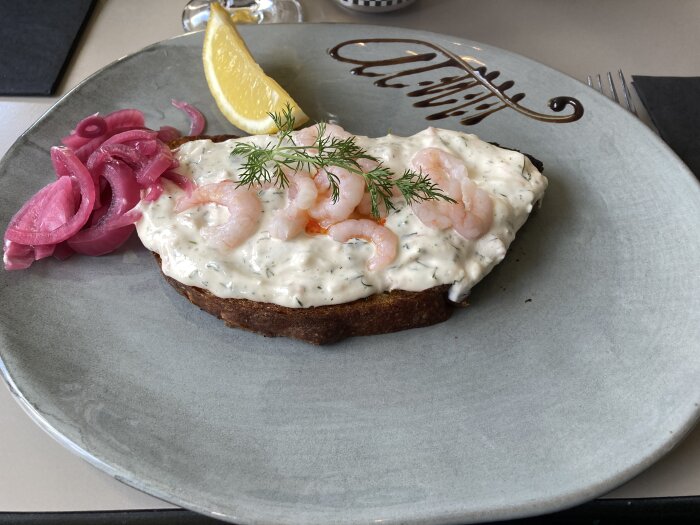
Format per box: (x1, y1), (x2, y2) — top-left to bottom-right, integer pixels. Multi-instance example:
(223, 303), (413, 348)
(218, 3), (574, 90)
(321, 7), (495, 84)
(329, 38), (584, 126)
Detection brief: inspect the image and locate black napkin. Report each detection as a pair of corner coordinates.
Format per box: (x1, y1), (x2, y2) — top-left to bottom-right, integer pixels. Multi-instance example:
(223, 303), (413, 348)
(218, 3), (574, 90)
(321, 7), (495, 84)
(632, 75), (700, 178)
(0, 0), (96, 96)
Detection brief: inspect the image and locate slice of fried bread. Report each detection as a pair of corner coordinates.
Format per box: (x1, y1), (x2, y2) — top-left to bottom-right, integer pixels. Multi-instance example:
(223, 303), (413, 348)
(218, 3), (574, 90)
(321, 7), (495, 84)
(147, 133), (543, 345)
(157, 253), (452, 344)
(158, 135), (456, 344)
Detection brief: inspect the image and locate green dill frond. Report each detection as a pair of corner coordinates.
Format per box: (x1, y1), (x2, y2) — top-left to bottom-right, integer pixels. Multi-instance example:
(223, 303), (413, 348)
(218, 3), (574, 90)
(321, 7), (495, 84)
(395, 168), (457, 205)
(230, 108), (455, 217)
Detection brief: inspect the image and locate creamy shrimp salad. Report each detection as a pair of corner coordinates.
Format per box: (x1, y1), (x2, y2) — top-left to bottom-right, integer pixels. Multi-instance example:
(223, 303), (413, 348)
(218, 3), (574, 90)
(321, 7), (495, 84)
(136, 126), (547, 308)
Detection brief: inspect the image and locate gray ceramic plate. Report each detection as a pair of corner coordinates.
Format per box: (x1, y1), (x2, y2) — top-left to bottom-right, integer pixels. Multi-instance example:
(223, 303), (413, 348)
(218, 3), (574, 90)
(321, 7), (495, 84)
(1, 25), (699, 525)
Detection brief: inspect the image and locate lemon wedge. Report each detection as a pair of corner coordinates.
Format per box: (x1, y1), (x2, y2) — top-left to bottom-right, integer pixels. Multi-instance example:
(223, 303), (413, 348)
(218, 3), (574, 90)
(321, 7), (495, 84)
(202, 3), (308, 134)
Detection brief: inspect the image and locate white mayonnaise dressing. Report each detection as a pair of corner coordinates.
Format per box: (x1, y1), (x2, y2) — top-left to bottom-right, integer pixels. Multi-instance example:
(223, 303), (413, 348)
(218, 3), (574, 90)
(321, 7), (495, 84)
(136, 128), (547, 308)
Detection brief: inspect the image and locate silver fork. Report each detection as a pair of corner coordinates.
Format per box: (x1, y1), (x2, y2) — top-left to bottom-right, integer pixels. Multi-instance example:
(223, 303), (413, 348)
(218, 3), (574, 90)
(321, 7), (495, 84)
(586, 70), (638, 116)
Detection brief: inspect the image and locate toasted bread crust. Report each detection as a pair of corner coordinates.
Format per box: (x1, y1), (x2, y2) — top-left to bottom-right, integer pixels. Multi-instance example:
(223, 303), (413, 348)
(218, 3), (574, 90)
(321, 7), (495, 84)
(157, 253), (453, 344)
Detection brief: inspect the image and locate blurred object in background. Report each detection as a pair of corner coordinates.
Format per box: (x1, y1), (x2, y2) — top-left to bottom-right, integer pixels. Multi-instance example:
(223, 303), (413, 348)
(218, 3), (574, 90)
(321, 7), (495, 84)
(333, 0), (415, 13)
(182, 0), (303, 30)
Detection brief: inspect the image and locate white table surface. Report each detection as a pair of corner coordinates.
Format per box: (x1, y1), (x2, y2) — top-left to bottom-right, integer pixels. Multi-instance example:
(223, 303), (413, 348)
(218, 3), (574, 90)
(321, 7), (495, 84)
(2, 0), (700, 514)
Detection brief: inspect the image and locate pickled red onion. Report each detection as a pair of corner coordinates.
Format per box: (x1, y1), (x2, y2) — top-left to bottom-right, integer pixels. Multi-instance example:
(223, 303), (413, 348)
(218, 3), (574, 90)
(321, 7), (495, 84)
(143, 181), (164, 202)
(6, 177), (76, 236)
(4, 102), (206, 270)
(103, 129), (158, 146)
(157, 126), (181, 143)
(68, 162), (142, 256)
(87, 143), (143, 171)
(103, 108), (145, 130)
(162, 170), (195, 196)
(134, 142), (173, 186)
(172, 99), (205, 136)
(61, 109), (147, 150)
(3, 241), (35, 270)
(6, 148), (95, 246)
(52, 242), (75, 260)
(3, 176), (77, 269)
(33, 244), (56, 260)
(75, 114), (107, 138)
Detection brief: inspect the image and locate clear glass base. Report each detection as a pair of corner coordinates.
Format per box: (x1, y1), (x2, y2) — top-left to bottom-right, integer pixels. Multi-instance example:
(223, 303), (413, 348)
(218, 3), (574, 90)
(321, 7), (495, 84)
(182, 0), (303, 31)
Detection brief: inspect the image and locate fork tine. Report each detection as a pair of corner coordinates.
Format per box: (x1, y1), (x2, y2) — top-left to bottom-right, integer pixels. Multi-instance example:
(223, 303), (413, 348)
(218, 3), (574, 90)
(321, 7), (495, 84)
(618, 69), (638, 116)
(587, 71), (639, 117)
(607, 72), (620, 103)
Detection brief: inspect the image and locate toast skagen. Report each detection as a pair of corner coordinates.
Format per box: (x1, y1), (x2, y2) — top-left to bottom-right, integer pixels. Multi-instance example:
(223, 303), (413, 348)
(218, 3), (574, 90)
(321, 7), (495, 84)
(140, 131), (546, 344)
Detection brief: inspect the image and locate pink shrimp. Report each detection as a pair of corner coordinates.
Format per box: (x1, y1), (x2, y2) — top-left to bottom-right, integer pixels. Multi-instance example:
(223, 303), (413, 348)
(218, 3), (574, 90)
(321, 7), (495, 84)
(327, 219), (398, 271)
(286, 169), (318, 210)
(293, 123), (352, 149)
(269, 205), (309, 241)
(269, 168), (317, 240)
(450, 178), (494, 240)
(411, 199), (454, 230)
(174, 181), (261, 249)
(410, 147), (493, 240)
(411, 147), (466, 199)
(309, 166), (365, 227)
(289, 124), (371, 226)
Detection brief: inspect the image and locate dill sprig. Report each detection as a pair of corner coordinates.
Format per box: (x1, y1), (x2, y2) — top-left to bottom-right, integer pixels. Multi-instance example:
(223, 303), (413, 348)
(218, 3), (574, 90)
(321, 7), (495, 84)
(231, 105), (454, 217)
(394, 168), (455, 206)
